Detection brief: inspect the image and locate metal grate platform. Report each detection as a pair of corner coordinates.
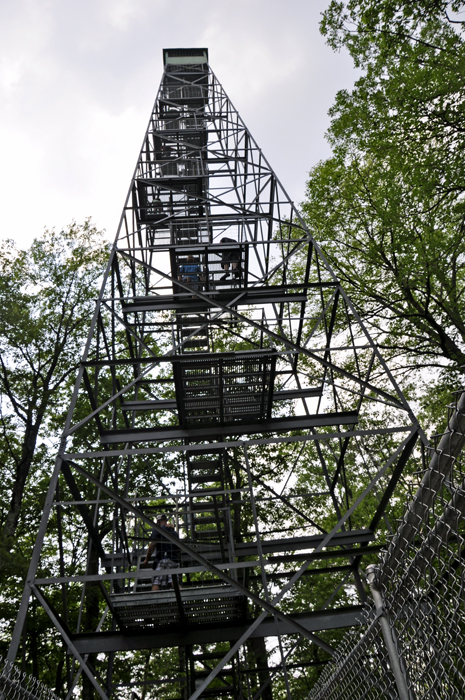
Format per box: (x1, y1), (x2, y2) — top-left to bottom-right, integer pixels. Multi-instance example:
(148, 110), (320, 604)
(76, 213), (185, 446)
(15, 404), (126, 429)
(110, 585), (245, 629)
(173, 352), (276, 425)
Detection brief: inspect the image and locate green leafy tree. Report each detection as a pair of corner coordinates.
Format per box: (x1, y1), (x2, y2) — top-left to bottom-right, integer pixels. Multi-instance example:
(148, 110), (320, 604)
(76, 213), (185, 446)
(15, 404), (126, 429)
(301, 0), (465, 429)
(0, 221), (108, 568)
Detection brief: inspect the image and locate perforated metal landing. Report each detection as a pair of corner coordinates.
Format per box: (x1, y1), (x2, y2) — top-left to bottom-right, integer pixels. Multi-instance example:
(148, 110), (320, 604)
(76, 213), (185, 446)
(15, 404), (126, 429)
(111, 585), (245, 629)
(173, 351), (276, 424)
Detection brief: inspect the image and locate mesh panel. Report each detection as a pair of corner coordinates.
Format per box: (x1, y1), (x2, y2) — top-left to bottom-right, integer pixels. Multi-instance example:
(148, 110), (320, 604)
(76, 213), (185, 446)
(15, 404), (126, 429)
(0, 657), (59, 700)
(308, 393), (465, 700)
(179, 355), (274, 424)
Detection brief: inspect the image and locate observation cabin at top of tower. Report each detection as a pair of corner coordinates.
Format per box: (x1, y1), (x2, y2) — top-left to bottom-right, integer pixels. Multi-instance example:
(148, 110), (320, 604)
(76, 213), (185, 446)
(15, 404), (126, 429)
(134, 46), (255, 303)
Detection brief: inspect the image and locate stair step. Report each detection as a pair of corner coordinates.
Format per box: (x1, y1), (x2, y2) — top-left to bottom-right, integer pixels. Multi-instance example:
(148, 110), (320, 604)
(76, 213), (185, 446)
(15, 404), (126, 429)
(195, 528), (225, 539)
(194, 652), (231, 661)
(189, 473), (222, 484)
(194, 515), (224, 525)
(194, 669), (233, 678)
(183, 336), (209, 344)
(178, 318), (209, 326)
(190, 501), (225, 511)
(189, 460), (221, 468)
(182, 327), (207, 337)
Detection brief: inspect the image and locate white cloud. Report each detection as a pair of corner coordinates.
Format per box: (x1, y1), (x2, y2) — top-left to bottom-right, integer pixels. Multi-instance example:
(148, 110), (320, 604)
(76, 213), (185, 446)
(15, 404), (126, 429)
(100, 0), (150, 31)
(0, 0), (358, 248)
(0, 59), (22, 91)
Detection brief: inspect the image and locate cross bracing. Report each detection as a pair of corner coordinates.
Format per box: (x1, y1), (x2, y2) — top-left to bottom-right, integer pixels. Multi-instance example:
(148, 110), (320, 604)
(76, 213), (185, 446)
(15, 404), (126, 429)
(8, 47), (427, 699)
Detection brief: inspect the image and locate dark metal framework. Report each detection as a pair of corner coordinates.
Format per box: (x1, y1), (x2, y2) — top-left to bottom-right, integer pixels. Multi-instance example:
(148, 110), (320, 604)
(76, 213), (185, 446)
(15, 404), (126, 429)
(308, 391), (465, 700)
(8, 48), (426, 699)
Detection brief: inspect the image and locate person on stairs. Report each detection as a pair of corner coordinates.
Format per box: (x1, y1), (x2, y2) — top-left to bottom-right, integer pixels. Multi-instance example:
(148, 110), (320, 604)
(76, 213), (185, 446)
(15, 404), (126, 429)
(218, 237), (241, 281)
(142, 513), (181, 591)
(178, 255), (201, 297)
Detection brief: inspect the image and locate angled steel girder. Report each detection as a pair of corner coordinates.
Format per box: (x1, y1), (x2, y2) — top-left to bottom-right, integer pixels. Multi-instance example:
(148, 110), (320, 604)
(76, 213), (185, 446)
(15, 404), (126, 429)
(8, 47), (426, 700)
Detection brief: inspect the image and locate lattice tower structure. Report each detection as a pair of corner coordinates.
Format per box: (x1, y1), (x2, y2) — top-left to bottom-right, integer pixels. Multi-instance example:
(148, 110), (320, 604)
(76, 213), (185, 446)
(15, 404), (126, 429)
(7, 48), (427, 700)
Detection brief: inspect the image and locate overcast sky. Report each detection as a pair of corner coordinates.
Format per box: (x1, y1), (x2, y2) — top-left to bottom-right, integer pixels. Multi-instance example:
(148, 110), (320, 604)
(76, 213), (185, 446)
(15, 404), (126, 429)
(1, 0), (358, 248)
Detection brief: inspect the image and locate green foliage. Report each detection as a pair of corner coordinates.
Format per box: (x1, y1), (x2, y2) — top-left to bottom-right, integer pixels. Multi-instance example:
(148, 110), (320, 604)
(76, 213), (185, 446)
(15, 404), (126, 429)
(321, 0), (465, 63)
(0, 220), (108, 547)
(300, 0), (465, 433)
(0, 222), (108, 680)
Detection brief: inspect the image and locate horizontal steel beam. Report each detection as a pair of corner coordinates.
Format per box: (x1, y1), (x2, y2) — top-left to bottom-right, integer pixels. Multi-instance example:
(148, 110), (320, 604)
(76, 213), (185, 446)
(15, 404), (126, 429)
(121, 292), (307, 312)
(84, 347), (278, 368)
(267, 544), (383, 564)
(99, 529), (374, 567)
(119, 387), (322, 411)
(209, 530), (374, 557)
(64, 425), (413, 460)
(71, 606), (364, 654)
(273, 388), (322, 400)
(34, 544), (382, 586)
(100, 412), (359, 444)
(122, 399), (178, 411)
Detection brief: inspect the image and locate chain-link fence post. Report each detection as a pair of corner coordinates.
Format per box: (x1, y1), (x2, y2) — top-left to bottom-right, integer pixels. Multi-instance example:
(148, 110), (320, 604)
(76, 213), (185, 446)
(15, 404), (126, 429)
(366, 565), (412, 700)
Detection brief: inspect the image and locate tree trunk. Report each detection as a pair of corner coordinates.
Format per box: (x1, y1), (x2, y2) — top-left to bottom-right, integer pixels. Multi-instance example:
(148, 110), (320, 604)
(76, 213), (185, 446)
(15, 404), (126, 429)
(2, 419), (42, 549)
(247, 636), (273, 700)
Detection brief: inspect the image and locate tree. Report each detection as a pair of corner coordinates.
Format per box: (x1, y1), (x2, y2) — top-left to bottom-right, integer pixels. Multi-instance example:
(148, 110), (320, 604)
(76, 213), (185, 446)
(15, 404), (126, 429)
(0, 221), (108, 568)
(321, 0), (465, 63)
(300, 0), (465, 426)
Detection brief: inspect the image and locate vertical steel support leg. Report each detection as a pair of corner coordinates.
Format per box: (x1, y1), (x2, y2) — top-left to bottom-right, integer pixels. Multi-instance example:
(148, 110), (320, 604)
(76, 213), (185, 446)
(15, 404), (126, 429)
(366, 565), (413, 700)
(6, 455), (64, 664)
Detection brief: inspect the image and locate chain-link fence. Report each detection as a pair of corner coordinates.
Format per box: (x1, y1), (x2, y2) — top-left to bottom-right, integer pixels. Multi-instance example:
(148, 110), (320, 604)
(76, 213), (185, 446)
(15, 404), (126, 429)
(308, 391), (465, 700)
(0, 657), (59, 700)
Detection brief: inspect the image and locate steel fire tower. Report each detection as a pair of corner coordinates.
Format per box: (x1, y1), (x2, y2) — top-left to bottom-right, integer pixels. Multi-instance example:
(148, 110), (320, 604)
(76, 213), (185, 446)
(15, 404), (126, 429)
(8, 49), (425, 699)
